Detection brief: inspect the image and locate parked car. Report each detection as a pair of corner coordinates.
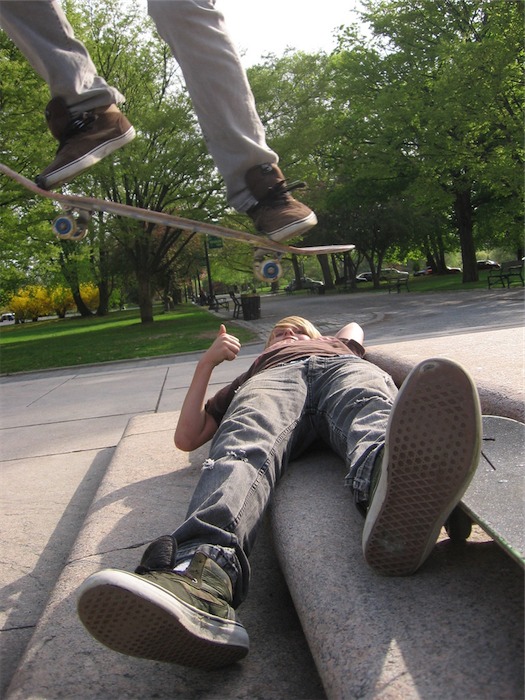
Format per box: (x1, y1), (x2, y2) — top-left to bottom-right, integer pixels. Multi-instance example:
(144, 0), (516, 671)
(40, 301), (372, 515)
(477, 259), (500, 270)
(446, 266), (462, 274)
(0, 312), (15, 322)
(380, 268), (409, 280)
(355, 272), (373, 283)
(414, 267), (432, 276)
(284, 277), (325, 293)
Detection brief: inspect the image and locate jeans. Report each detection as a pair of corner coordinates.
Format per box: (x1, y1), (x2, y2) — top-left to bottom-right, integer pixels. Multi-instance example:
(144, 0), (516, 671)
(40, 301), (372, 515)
(0, 0), (277, 211)
(172, 356), (398, 606)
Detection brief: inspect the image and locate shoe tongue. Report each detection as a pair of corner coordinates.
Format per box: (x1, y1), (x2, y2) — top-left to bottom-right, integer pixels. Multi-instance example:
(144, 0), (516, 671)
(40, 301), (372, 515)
(185, 551), (206, 584)
(135, 534), (177, 573)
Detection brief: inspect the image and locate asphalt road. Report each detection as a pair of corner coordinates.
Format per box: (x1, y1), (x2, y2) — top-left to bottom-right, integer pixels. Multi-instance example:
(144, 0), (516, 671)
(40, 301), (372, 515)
(229, 286), (524, 345)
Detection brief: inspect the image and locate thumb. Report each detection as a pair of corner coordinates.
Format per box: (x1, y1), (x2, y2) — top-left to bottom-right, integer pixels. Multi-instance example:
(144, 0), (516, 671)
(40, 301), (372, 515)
(218, 324), (227, 335)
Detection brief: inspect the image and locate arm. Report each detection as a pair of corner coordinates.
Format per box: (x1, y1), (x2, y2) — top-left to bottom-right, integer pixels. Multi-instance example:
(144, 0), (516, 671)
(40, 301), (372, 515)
(335, 322), (365, 346)
(174, 324), (241, 452)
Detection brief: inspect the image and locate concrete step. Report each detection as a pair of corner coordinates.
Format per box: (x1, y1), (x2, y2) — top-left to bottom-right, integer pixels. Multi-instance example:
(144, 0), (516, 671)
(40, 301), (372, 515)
(7, 328), (523, 699)
(6, 412), (325, 700)
(270, 333), (524, 699)
(270, 448), (523, 700)
(365, 327), (524, 422)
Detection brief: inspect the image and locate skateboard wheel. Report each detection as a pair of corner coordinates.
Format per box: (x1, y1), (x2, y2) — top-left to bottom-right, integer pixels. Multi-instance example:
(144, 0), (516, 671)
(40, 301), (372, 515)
(70, 226), (88, 241)
(53, 214), (76, 239)
(445, 506), (472, 542)
(254, 259), (283, 282)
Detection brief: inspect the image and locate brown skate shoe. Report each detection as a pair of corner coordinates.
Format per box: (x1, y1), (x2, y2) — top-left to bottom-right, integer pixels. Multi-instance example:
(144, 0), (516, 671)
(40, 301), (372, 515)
(36, 97), (135, 189)
(246, 163), (317, 239)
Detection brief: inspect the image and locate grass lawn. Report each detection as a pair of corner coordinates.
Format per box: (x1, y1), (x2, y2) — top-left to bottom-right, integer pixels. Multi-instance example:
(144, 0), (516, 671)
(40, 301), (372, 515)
(339, 269), (494, 294)
(0, 305), (257, 374)
(0, 271), (497, 374)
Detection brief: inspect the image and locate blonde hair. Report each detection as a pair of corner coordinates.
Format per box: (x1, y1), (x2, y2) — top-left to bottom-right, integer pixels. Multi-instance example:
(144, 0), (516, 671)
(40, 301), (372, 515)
(266, 316), (322, 347)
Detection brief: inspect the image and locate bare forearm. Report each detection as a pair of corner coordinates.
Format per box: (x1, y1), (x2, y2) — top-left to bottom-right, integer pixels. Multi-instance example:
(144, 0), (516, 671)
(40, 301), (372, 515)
(174, 358), (218, 451)
(174, 324), (240, 451)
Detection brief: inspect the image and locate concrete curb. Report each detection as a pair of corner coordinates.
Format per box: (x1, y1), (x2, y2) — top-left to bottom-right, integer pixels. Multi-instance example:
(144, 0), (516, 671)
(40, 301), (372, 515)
(6, 413), (324, 700)
(5, 326), (523, 699)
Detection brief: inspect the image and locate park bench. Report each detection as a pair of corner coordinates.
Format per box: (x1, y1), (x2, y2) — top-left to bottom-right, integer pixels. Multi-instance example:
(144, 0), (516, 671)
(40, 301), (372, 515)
(209, 294), (230, 312)
(229, 292), (242, 319)
(487, 260), (524, 289)
(382, 271), (410, 293)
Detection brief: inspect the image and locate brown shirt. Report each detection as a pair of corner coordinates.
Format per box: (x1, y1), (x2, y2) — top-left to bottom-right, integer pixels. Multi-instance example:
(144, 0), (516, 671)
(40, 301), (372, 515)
(205, 336), (365, 425)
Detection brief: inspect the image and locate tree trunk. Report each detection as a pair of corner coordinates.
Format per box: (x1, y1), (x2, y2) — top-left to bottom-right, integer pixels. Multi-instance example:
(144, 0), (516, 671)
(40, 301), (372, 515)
(317, 253), (333, 289)
(97, 279), (111, 316)
(59, 245), (93, 317)
(72, 288), (93, 317)
(454, 188), (479, 283)
(291, 255), (302, 284)
(136, 272), (154, 323)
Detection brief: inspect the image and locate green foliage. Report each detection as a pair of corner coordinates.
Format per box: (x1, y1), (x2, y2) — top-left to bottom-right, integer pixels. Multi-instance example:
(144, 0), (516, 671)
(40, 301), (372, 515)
(0, 304), (256, 373)
(328, 0), (524, 279)
(1, 0), (521, 303)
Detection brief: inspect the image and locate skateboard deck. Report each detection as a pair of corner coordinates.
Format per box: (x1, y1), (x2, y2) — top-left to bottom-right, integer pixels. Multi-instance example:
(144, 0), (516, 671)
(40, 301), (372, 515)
(0, 162), (354, 262)
(446, 415), (524, 567)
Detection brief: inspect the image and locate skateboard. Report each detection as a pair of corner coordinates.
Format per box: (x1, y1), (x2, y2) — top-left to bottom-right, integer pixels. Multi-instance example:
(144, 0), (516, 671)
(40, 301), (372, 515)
(0, 163), (354, 282)
(445, 415), (524, 568)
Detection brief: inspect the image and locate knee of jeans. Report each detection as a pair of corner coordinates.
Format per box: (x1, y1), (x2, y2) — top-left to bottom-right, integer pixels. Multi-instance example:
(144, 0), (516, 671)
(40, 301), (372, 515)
(202, 449), (250, 472)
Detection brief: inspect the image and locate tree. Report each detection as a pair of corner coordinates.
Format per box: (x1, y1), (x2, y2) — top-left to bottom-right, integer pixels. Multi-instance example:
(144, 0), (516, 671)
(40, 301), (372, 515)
(1, 0), (226, 323)
(349, 0), (524, 281)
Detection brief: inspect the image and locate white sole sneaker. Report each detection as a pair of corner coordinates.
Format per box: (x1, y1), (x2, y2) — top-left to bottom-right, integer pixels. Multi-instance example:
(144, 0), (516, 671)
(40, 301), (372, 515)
(39, 126), (136, 189)
(77, 568), (249, 668)
(267, 210), (318, 240)
(362, 358), (481, 576)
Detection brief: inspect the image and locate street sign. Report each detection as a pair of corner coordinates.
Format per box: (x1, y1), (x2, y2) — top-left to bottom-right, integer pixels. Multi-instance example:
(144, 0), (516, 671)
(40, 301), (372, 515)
(208, 235), (223, 249)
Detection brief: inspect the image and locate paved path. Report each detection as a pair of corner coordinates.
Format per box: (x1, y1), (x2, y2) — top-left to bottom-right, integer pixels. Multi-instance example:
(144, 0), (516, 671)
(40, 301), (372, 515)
(0, 287), (523, 695)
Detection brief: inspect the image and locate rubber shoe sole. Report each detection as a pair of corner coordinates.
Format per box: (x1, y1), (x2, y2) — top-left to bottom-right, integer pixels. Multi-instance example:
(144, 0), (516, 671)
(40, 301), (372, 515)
(267, 210), (318, 239)
(77, 569), (249, 668)
(362, 358), (481, 576)
(37, 126), (136, 189)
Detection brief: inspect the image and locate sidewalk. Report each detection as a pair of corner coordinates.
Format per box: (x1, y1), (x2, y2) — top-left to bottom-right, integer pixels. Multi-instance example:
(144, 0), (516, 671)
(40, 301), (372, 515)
(1, 290), (523, 698)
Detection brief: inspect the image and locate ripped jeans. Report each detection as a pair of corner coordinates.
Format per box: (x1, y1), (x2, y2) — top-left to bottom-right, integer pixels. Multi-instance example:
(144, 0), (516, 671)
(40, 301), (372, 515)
(172, 356), (397, 606)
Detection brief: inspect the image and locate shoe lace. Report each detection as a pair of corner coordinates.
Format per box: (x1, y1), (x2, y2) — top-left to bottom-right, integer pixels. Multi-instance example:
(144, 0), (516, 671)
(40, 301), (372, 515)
(258, 179), (306, 208)
(57, 111), (96, 150)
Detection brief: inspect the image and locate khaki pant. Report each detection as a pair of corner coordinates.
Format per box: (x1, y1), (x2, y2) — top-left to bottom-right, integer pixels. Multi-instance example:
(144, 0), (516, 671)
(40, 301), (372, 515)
(0, 0), (277, 210)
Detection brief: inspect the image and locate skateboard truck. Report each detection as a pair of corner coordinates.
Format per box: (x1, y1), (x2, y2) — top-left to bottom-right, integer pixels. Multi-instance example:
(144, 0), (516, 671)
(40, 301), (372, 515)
(52, 208), (91, 241)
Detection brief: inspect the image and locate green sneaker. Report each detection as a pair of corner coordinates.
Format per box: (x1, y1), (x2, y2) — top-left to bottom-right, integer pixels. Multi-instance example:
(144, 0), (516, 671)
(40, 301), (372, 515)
(77, 538), (249, 668)
(363, 358), (481, 576)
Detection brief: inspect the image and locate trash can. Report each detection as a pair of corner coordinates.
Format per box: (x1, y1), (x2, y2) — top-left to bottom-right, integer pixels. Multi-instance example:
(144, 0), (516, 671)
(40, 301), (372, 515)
(241, 295), (261, 321)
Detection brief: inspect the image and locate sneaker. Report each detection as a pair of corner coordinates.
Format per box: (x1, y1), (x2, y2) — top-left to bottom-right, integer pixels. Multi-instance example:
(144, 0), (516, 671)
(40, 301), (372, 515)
(36, 97), (136, 189)
(362, 358), (481, 576)
(246, 163), (317, 240)
(77, 536), (249, 668)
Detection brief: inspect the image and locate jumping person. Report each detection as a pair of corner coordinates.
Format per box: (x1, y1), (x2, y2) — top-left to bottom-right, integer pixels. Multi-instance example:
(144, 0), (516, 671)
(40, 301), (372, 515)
(0, 0), (316, 242)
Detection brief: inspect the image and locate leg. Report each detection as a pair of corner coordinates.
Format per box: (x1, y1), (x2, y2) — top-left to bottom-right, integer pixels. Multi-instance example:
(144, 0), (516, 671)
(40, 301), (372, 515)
(147, 0), (277, 212)
(310, 355), (481, 575)
(307, 355), (397, 506)
(172, 361), (311, 605)
(362, 358), (481, 575)
(77, 362), (311, 666)
(147, 0), (316, 238)
(0, 0), (123, 110)
(0, 0), (134, 187)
